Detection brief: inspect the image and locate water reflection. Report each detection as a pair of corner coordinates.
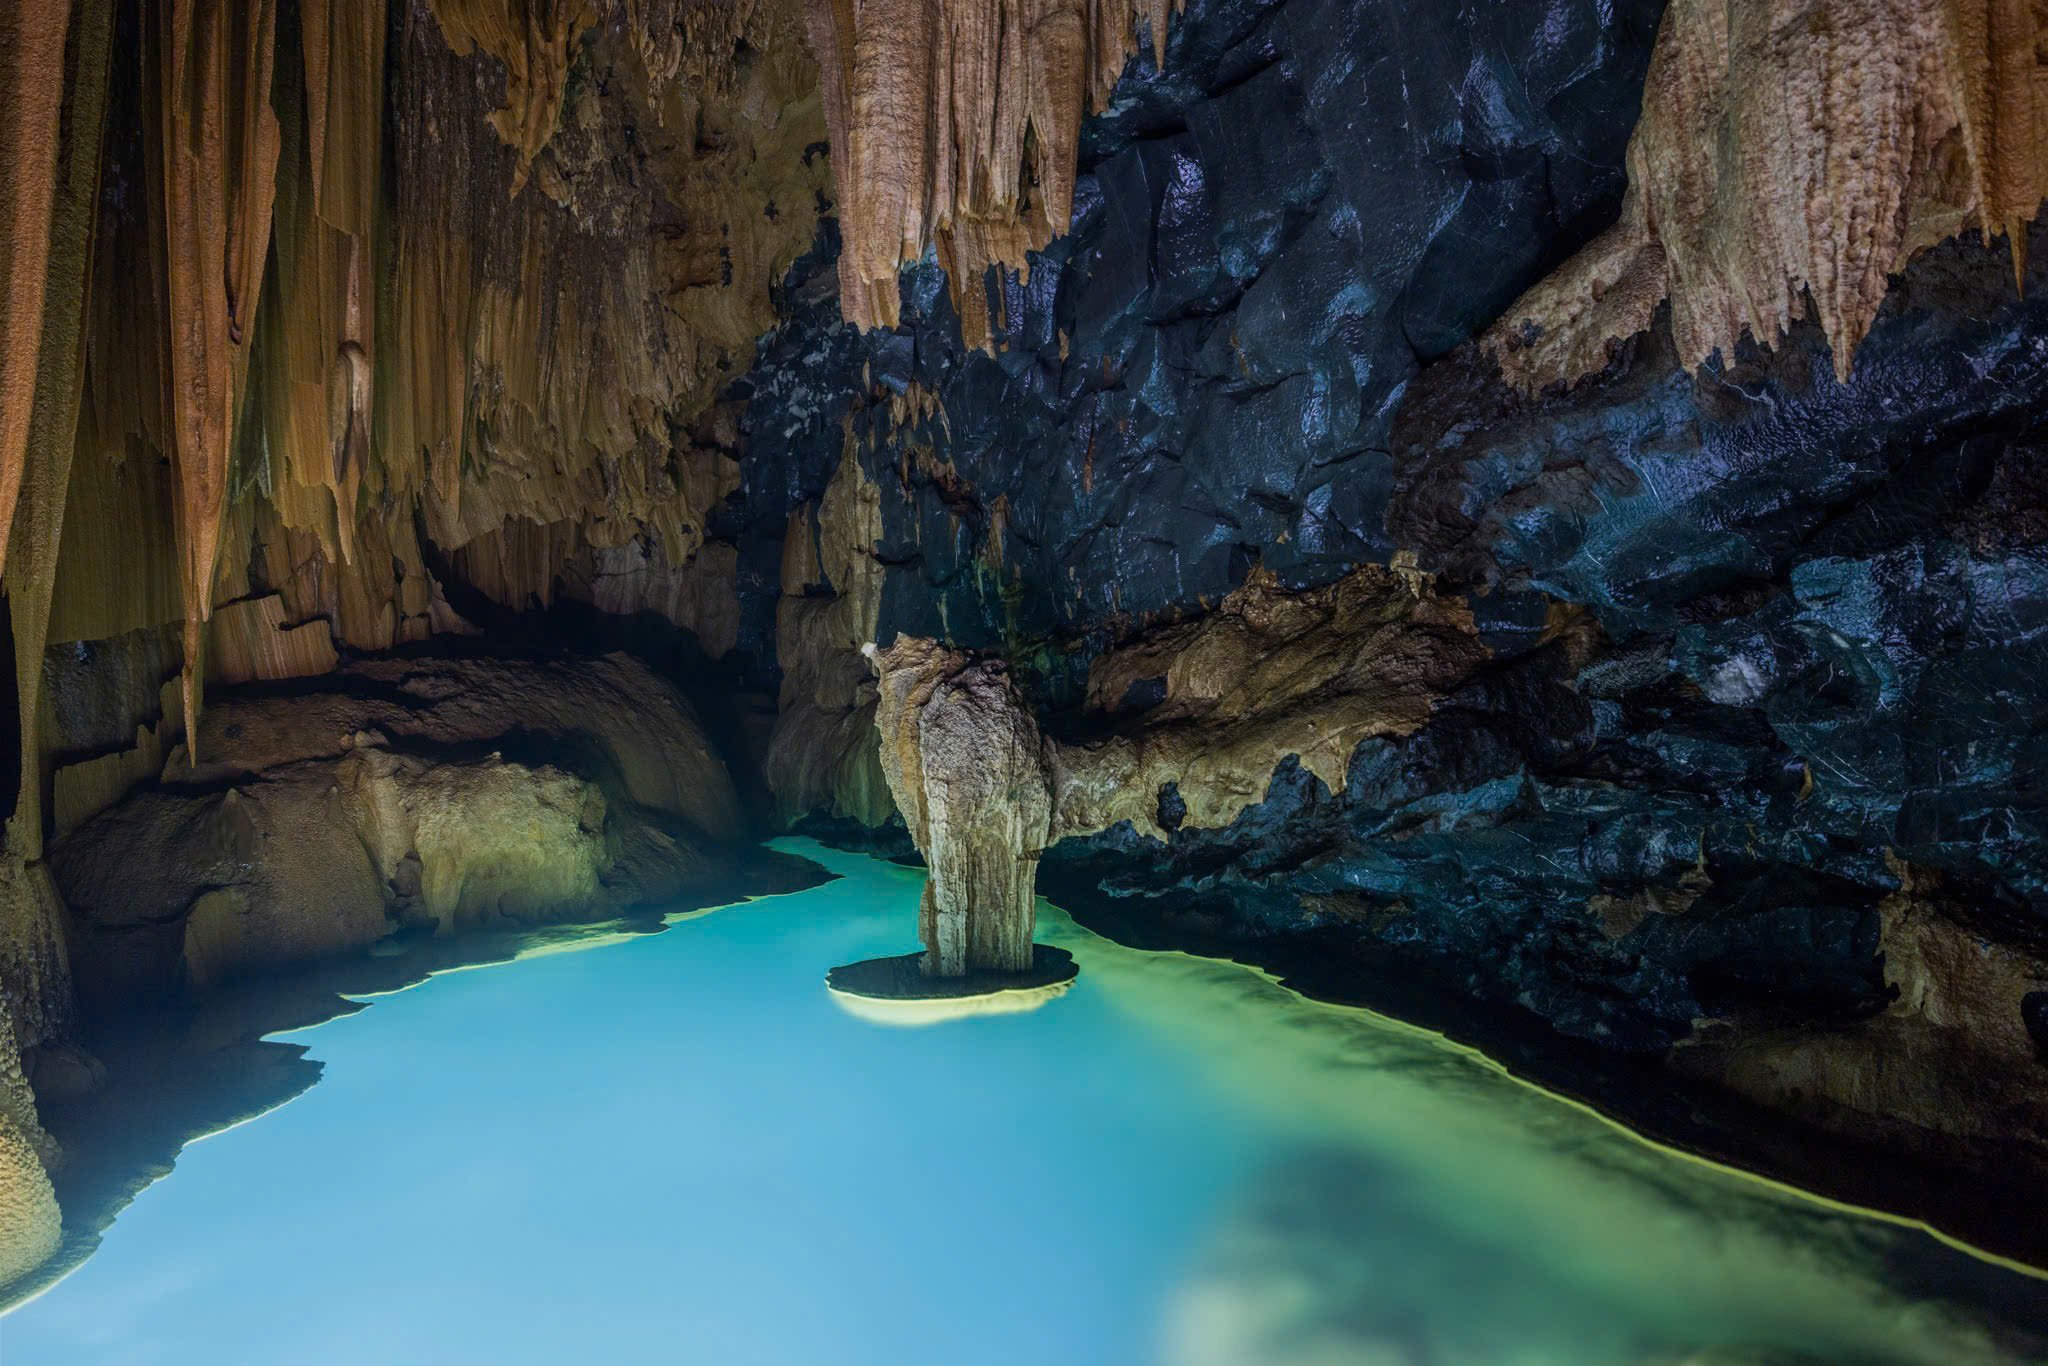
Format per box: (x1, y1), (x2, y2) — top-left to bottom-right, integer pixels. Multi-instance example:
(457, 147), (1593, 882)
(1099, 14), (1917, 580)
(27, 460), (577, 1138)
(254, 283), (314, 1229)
(1037, 881), (2048, 1364)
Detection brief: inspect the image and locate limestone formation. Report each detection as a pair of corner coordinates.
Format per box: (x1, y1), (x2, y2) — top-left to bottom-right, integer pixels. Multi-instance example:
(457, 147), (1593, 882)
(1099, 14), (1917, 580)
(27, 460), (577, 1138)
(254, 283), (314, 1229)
(423, 0), (600, 189)
(52, 654), (743, 1011)
(862, 567), (1492, 971)
(4, 0), (115, 867)
(1487, 0), (2048, 389)
(0, 0), (74, 585)
(1053, 565), (1493, 839)
(0, 1112), (60, 1293)
(19, 0), (827, 806)
(806, 0), (1181, 347)
(0, 1005), (59, 1291)
(153, 0), (285, 752)
(867, 636), (1051, 976)
(1674, 858), (2048, 1172)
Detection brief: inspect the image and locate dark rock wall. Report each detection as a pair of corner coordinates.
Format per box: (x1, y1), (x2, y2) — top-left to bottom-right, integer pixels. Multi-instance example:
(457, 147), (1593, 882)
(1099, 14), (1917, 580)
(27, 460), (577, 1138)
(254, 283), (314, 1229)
(731, 0), (2048, 1139)
(733, 0), (1665, 678)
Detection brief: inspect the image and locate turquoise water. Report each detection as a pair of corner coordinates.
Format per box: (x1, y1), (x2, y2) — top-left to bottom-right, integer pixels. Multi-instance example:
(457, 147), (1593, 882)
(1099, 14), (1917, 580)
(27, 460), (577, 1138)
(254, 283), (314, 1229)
(6, 840), (2045, 1364)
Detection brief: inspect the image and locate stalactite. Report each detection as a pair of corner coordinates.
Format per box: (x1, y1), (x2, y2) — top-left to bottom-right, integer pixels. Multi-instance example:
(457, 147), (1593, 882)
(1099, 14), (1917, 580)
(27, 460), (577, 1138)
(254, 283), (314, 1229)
(384, 0), (825, 624)
(5, 0), (117, 863)
(1485, 0), (2048, 390)
(259, 0), (384, 570)
(0, 1), (75, 586)
(806, 0), (1180, 348)
(150, 0), (283, 760)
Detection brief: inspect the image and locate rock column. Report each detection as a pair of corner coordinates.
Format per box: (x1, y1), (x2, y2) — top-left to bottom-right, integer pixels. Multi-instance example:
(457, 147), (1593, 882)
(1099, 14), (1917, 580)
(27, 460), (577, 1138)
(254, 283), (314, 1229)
(866, 637), (1051, 977)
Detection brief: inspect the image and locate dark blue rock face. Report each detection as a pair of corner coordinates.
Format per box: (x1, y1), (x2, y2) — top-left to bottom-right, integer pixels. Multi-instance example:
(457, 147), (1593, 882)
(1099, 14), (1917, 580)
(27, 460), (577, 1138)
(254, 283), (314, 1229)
(734, 0), (2048, 1072)
(736, 0), (1664, 662)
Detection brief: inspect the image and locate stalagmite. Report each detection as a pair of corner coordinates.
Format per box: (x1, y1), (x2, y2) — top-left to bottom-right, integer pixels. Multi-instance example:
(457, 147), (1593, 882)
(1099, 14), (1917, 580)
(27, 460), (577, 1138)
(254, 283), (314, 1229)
(1485, 0), (2048, 390)
(866, 636), (1051, 976)
(806, 0), (1181, 347)
(0, 1007), (60, 1290)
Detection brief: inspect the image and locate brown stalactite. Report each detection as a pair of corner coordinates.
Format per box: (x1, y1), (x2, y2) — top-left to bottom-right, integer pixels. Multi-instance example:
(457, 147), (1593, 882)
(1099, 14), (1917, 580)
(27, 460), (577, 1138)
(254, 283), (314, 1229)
(6, 0), (119, 865)
(151, 0), (284, 761)
(806, 0), (1180, 348)
(1486, 0), (2048, 391)
(0, 1), (76, 585)
(383, 0), (825, 633)
(264, 0), (383, 571)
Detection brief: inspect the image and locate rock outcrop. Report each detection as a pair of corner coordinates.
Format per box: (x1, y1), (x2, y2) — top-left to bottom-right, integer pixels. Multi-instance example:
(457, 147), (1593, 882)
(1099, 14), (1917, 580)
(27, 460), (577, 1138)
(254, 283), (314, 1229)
(1050, 564), (1494, 839)
(0, 1008), (59, 1291)
(52, 653), (743, 1013)
(867, 636), (1051, 975)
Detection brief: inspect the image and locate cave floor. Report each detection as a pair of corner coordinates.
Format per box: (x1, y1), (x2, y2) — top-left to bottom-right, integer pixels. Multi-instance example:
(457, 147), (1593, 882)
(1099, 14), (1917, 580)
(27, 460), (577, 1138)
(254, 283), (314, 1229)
(5, 841), (2045, 1364)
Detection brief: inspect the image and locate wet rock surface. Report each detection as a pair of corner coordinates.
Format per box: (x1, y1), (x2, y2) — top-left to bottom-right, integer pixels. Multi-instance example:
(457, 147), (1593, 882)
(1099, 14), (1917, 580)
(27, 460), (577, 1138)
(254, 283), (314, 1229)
(729, 0), (2048, 1254)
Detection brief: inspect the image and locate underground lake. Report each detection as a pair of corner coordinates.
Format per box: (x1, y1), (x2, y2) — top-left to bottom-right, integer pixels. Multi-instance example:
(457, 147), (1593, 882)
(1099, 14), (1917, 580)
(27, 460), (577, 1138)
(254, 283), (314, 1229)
(2, 839), (2043, 1365)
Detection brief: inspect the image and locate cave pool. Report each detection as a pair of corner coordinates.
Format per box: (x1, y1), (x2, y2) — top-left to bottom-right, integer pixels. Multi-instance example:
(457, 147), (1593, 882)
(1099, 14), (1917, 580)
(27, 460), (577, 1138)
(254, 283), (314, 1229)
(6, 839), (2046, 1364)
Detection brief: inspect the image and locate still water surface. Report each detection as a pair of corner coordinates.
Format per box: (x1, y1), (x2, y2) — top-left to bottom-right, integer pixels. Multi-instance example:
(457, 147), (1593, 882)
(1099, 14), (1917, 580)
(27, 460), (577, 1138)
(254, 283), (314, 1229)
(7, 840), (2045, 1364)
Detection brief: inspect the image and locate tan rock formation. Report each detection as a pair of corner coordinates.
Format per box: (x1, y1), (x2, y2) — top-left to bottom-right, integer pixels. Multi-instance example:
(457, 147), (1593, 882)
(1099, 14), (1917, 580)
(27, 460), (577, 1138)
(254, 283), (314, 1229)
(206, 595), (342, 686)
(861, 567), (1490, 970)
(152, 0), (284, 752)
(52, 653), (743, 1010)
(1485, 0), (2048, 390)
(6, 0), (117, 862)
(867, 637), (1051, 975)
(1052, 564), (1490, 838)
(382, 1), (826, 626)
(0, 1000), (60, 1291)
(28, 0), (826, 804)
(0, 1113), (60, 1292)
(0, 860), (74, 1059)
(424, 0), (600, 189)
(807, 0), (1181, 347)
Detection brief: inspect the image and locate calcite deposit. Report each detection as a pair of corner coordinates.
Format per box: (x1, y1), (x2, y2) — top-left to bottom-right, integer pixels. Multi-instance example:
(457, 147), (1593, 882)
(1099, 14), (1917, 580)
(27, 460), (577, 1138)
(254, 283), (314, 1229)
(806, 0), (1182, 346)
(1485, 0), (2048, 389)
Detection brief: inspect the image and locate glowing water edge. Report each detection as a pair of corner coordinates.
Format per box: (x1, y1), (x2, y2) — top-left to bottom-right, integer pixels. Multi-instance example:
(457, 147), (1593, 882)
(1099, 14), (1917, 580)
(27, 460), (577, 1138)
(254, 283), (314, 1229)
(8, 841), (2046, 1364)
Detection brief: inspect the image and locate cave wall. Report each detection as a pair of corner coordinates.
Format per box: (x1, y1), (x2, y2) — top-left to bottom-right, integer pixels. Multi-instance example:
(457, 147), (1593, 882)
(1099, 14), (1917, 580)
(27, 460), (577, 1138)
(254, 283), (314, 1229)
(1, 0), (830, 1004)
(731, 0), (2048, 1199)
(736, 0), (1665, 807)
